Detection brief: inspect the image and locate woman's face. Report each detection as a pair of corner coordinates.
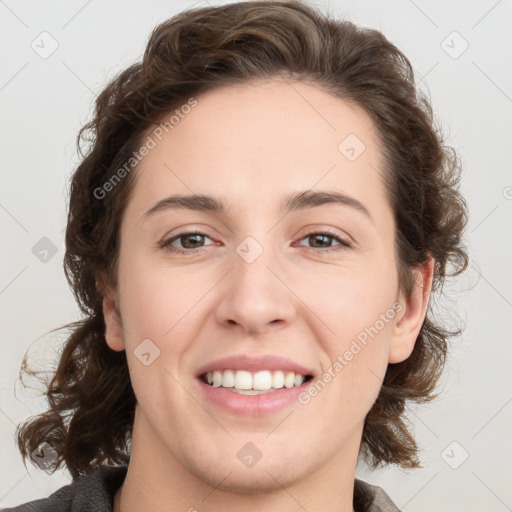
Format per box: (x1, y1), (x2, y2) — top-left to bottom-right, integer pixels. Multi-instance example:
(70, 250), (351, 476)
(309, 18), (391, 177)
(103, 79), (429, 493)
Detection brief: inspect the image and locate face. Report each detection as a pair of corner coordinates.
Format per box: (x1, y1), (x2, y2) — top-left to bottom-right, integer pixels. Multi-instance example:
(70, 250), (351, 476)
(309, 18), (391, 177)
(103, 78), (430, 494)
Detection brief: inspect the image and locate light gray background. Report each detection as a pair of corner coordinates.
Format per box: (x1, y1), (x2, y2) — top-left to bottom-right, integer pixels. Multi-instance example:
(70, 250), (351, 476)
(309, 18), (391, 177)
(1, 0), (511, 510)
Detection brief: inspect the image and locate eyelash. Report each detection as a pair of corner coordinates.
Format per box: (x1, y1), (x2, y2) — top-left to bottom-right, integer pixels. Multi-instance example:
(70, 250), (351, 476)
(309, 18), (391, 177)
(159, 229), (352, 255)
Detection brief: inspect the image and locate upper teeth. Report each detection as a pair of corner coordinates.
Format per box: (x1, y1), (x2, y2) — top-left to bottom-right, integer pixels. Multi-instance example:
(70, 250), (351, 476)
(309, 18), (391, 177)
(205, 370), (306, 390)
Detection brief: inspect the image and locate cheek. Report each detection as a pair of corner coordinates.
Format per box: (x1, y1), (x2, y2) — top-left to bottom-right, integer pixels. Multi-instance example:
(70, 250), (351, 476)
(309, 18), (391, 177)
(116, 256), (213, 410)
(301, 268), (398, 411)
(117, 249), (203, 341)
(117, 260), (196, 415)
(310, 320), (393, 428)
(296, 258), (398, 345)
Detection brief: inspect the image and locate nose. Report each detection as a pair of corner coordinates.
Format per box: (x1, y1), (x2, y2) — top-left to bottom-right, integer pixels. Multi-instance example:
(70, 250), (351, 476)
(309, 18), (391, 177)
(214, 239), (297, 335)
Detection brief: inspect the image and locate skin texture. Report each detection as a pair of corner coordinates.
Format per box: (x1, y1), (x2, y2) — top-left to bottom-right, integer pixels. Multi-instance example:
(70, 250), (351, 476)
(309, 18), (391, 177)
(102, 78), (434, 512)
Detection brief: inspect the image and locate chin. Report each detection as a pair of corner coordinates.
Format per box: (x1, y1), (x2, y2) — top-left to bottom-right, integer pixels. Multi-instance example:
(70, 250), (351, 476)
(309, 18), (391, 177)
(195, 461), (308, 495)
(182, 443), (315, 494)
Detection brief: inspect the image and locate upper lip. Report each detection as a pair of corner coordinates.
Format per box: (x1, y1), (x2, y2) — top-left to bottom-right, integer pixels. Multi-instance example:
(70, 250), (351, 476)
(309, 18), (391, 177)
(195, 354), (315, 378)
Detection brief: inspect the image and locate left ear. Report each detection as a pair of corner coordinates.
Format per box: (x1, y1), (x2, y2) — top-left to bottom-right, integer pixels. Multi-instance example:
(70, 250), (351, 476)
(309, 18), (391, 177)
(389, 257), (435, 364)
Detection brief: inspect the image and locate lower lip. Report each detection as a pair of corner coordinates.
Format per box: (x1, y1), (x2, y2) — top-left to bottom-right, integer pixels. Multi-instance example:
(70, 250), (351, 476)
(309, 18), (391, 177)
(197, 378), (312, 416)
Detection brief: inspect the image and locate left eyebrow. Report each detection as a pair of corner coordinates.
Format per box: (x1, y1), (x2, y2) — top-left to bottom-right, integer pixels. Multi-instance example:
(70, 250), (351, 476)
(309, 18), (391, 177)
(283, 190), (372, 221)
(143, 194), (226, 219)
(143, 189), (373, 223)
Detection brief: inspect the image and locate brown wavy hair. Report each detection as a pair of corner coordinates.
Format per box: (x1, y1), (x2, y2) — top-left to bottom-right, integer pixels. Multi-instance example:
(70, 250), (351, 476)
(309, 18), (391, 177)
(15, 0), (468, 480)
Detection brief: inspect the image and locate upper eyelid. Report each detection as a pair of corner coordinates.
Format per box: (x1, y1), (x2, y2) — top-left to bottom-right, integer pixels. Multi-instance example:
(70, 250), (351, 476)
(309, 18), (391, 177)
(162, 229), (351, 249)
(297, 232), (351, 247)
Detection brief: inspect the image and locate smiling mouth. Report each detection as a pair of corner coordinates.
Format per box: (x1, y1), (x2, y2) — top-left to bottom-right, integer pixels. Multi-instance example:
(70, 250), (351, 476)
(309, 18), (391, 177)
(199, 369), (314, 394)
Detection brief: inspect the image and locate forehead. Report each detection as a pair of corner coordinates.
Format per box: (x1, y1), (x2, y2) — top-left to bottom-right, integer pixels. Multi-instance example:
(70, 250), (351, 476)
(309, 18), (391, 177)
(126, 78), (390, 223)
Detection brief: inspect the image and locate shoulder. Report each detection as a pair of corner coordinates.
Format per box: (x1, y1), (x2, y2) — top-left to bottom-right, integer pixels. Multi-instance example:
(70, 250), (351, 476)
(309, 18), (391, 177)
(354, 478), (402, 512)
(1, 466), (127, 512)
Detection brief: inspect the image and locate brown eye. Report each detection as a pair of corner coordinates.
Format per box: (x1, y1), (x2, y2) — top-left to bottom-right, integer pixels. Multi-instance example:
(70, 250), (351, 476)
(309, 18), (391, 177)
(160, 231), (213, 254)
(296, 230), (351, 253)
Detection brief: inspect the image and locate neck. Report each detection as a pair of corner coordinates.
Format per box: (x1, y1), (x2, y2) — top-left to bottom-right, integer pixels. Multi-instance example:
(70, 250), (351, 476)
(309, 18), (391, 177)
(114, 483), (122, 512)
